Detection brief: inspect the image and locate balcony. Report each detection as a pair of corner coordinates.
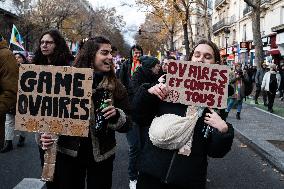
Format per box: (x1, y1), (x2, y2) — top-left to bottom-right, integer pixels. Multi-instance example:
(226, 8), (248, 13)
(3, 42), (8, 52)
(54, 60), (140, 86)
(215, 0), (229, 10)
(243, 0), (271, 16)
(213, 15), (236, 34)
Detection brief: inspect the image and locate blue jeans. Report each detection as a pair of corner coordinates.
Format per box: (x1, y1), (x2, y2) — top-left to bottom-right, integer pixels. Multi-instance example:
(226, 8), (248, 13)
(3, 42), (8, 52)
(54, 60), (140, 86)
(126, 122), (148, 181)
(227, 98), (243, 113)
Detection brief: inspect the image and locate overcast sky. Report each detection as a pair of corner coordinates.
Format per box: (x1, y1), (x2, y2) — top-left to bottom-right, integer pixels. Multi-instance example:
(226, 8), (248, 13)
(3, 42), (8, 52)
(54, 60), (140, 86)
(90, 0), (146, 45)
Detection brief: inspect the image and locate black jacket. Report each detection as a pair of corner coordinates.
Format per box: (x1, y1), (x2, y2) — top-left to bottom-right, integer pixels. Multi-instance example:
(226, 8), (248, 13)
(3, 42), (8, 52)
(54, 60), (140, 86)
(132, 84), (234, 188)
(129, 66), (160, 103)
(279, 70), (284, 90)
(57, 74), (131, 162)
(119, 59), (132, 93)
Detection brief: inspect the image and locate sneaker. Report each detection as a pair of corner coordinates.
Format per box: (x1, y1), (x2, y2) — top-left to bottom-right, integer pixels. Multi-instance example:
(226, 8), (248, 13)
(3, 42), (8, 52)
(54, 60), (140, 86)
(129, 180), (137, 189)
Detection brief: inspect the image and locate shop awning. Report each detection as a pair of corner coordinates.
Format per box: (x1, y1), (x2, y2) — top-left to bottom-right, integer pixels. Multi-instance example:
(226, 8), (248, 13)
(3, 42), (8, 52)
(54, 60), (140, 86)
(267, 49), (281, 55)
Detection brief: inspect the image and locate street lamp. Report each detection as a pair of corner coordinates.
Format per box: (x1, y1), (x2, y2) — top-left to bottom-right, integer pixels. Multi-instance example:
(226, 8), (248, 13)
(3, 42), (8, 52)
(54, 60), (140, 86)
(224, 28), (230, 56)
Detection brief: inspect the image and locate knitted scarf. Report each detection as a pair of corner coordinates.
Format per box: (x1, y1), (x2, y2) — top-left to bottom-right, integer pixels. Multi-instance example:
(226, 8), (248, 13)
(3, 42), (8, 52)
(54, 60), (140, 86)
(149, 106), (204, 156)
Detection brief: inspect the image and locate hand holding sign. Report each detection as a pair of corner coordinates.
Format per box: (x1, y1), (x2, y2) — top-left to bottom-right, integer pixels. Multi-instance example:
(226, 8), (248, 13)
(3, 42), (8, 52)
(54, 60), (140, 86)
(40, 133), (56, 150)
(204, 108), (228, 133)
(148, 83), (169, 100)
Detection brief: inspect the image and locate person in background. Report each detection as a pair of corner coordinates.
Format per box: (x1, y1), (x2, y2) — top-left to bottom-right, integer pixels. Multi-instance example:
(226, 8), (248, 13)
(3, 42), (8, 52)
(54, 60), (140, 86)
(132, 39), (234, 189)
(261, 64), (281, 113)
(127, 56), (162, 189)
(119, 44), (144, 188)
(278, 62), (284, 101)
(0, 53), (28, 153)
(26, 53), (34, 63)
(119, 44), (143, 97)
(0, 34), (18, 150)
(254, 62), (268, 105)
(226, 63), (250, 120)
(40, 36), (131, 189)
(111, 46), (122, 78)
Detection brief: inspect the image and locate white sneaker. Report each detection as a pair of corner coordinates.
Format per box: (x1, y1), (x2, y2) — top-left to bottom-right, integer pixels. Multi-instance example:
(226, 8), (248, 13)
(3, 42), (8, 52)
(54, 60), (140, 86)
(129, 180), (137, 189)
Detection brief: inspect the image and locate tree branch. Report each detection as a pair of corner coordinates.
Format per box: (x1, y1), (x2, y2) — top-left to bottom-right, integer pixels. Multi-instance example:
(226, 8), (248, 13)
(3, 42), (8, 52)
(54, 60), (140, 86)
(244, 0), (257, 9)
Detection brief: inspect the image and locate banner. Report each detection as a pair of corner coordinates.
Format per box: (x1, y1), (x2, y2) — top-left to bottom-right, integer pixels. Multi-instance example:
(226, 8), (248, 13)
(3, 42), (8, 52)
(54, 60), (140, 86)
(165, 60), (230, 109)
(15, 64), (93, 137)
(10, 24), (25, 50)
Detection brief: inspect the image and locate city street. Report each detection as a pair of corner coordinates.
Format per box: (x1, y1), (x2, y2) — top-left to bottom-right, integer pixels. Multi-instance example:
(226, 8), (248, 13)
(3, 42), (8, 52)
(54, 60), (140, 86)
(1, 106), (284, 189)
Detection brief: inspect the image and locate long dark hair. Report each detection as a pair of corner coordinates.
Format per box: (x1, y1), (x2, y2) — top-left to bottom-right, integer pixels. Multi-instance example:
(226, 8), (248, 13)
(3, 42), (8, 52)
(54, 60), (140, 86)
(33, 29), (72, 66)
(14, 52), (29, 64)
(129, 44), (143, 63)
(73, 36), (116, 86)
(188, 39), (221, 64)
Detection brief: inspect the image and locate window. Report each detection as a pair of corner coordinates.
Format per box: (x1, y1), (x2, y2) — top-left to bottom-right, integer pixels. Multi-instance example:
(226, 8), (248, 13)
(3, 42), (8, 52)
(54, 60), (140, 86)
(233, 29), (236, 43)
(281, 6), (284, 24)
(243, 24), (247, 41)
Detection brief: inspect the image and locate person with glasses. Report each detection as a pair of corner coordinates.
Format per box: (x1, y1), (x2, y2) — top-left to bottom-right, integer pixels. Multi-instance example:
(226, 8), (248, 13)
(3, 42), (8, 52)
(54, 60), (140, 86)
(40, 36), (131, 189)
(33, 29), (73, 66)
(31, 29), (73, 188)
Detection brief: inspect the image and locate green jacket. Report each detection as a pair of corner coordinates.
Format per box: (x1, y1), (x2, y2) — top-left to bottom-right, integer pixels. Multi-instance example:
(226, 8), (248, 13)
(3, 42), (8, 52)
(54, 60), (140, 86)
(0, 39), (18, 117)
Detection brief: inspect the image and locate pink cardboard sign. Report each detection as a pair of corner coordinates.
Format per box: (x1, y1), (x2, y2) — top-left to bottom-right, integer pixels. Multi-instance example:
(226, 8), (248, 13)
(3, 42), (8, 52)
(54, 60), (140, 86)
(165, 60), (230, 109)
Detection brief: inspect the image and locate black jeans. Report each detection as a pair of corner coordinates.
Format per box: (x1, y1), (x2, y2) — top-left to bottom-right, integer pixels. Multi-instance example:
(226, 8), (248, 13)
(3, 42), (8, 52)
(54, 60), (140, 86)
(267, 91), (276, 110)
(255, 84), (267, 103)
(44, 137), (115, 189)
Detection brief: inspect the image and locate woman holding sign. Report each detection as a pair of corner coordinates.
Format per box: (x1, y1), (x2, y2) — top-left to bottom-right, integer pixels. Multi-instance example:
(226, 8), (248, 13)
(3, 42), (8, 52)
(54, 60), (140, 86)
(32, 29), (74, 188)
(132, 39), (234, 189)
(40, 36), (130, 189)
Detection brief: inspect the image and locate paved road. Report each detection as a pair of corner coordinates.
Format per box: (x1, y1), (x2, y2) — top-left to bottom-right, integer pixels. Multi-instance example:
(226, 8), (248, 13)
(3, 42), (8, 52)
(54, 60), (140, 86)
(0, 131), (283, 189)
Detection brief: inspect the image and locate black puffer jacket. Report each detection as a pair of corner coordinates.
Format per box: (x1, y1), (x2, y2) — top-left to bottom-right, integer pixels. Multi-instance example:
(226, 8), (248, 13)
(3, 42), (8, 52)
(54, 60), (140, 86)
(132, 84), (234, 188)
(129, 66), (161, 103)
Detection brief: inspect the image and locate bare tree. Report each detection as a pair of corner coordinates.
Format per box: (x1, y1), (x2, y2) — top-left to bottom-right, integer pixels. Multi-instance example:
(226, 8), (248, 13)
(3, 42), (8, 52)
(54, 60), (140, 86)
(173, 0), (193, 60)
(244, 0), (263, 68)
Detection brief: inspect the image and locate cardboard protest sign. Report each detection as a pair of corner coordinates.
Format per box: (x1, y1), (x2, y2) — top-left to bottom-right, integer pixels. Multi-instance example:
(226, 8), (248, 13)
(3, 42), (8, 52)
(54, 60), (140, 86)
(15, 64), (93, 137)
(165, 60), (229, 109)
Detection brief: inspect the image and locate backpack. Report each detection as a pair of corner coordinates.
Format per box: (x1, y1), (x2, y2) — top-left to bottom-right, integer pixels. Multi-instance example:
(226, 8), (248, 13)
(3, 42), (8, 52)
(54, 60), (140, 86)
(269, 74), (278, 93)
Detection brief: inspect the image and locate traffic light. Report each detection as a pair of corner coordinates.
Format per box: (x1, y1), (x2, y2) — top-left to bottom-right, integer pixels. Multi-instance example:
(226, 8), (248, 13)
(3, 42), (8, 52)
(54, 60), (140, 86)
(138, 28), (142, 35)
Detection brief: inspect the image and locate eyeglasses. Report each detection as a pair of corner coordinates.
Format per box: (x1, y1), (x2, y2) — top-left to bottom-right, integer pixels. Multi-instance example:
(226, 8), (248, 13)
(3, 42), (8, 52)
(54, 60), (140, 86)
(40, 40), (55, 46)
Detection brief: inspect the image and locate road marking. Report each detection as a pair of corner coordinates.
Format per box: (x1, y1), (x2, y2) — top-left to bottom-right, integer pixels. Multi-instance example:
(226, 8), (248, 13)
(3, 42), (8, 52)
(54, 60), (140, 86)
(254, 107), (284, 120)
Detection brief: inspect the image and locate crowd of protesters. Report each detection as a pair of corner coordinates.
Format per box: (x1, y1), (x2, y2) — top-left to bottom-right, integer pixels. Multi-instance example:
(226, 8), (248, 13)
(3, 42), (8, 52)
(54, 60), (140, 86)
(1, 27), (284, 189)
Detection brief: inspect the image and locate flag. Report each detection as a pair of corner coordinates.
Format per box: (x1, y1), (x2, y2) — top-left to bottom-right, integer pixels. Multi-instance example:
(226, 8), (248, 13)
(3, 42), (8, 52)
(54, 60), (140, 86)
(10, 24), (25, 50)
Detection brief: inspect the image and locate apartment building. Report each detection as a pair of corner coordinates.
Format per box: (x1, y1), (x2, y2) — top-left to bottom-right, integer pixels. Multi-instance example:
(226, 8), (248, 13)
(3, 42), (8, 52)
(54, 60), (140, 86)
(212, 0), (284, 66)
(171, 1), (212, 58)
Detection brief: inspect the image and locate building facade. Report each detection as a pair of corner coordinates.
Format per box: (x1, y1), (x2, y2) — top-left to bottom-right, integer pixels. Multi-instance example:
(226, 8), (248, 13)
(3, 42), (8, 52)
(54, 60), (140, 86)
(212, 0), (284, 66)
(170, 1), (213, 59)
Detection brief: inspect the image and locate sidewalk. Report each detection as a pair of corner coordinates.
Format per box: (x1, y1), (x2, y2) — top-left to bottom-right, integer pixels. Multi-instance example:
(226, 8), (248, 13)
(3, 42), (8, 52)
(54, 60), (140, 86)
(227, 103), (284, 174)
